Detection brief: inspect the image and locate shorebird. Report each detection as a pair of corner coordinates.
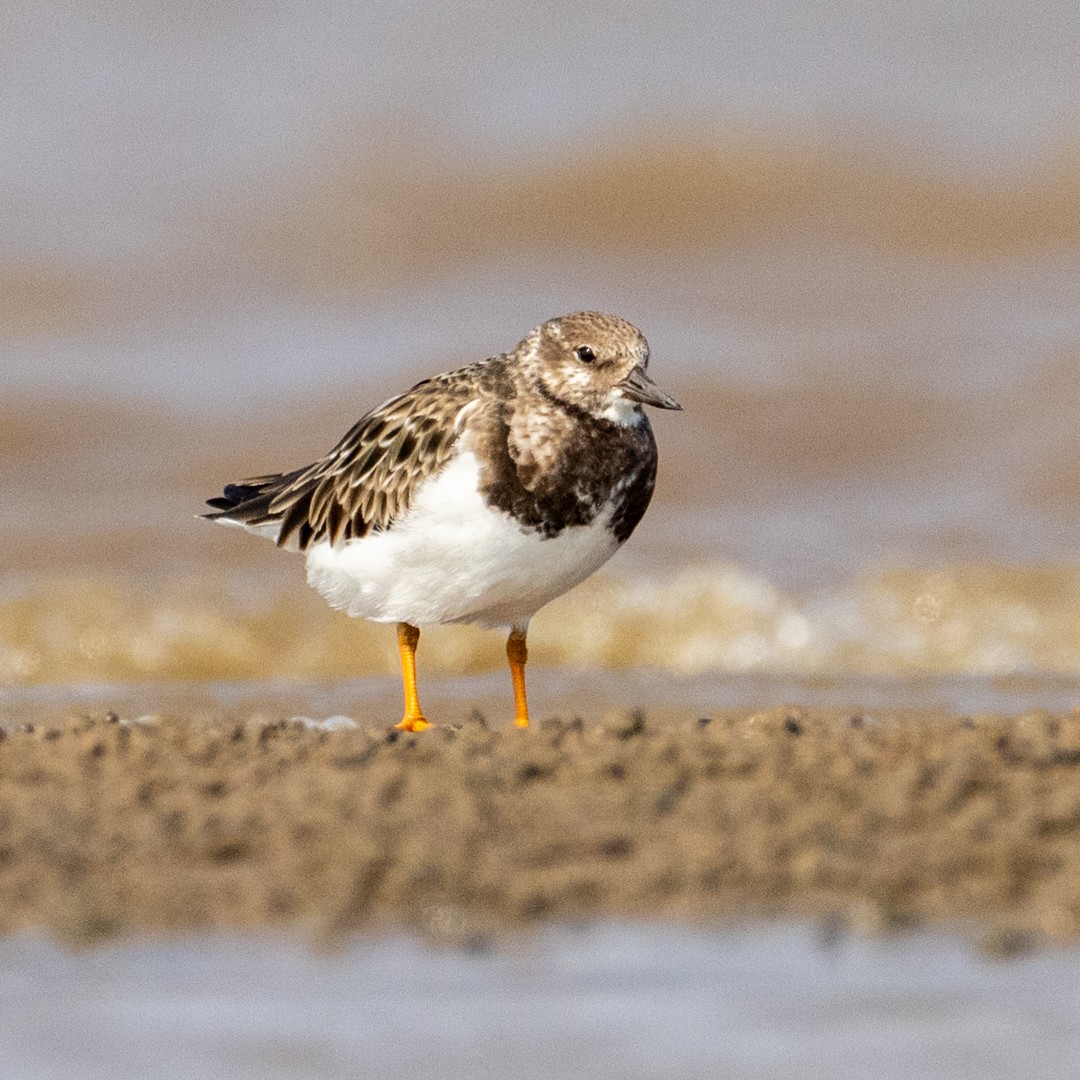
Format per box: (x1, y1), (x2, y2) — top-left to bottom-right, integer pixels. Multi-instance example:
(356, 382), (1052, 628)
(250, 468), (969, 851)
(205, 312), (680, 730)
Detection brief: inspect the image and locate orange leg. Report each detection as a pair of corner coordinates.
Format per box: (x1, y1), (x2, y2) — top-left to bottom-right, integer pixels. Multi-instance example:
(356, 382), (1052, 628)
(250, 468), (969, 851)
(395, 622), (431, 731)
(507, 627), (530, 728)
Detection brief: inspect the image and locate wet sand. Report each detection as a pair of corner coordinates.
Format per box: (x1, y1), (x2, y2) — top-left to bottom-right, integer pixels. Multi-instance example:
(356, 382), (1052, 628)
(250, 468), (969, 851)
(3, 706), (1079, 951)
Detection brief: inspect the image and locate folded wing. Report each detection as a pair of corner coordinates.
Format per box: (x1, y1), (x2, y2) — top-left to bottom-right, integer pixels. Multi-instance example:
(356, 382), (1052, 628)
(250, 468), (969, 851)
(205, 378), (478, 552)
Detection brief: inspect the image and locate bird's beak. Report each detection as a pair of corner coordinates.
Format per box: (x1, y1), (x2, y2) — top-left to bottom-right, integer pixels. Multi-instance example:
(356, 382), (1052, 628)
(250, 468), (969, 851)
(618, 366), (682, 410)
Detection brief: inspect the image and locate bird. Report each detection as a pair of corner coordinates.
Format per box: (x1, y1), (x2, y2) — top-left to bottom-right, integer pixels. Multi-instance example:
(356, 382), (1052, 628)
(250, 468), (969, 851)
(204, 311), (680, 731)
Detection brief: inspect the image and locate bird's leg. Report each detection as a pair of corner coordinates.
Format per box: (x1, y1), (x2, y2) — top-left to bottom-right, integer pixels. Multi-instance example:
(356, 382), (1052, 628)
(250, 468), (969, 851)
(395, 622), (430, 731)
(507, 626), (530, 728)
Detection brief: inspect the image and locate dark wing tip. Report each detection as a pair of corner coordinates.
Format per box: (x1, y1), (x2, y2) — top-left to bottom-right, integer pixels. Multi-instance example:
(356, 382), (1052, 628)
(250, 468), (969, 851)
(205, 482), (267, 512)
(203, 476), (286, 529)
(226, 482), (267, 503)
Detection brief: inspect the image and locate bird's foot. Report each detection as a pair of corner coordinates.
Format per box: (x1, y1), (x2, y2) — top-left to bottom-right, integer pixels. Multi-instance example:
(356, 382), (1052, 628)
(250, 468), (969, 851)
(395, 714), (432, 733)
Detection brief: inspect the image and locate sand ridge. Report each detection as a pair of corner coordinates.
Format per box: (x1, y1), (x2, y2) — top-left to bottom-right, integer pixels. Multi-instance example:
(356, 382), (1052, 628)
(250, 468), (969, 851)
(1, 707), (1079, 951)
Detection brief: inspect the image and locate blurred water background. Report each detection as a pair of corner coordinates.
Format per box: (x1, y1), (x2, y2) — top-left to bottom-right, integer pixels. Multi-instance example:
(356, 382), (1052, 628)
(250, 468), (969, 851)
(4, 0), (1080, 713)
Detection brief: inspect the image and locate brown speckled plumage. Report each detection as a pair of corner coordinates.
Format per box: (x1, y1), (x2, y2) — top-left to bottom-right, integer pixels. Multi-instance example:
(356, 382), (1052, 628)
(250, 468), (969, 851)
(472, 385), (659, 542)
(205, 312), (680, 551)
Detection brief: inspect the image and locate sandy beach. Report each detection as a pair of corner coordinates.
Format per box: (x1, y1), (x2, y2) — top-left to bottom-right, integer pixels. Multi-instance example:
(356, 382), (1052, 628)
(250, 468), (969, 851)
(2, 705), (1078, 952)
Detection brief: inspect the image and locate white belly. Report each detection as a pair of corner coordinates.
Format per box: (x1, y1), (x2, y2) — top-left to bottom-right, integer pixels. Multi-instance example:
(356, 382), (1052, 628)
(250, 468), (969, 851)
(304, 450), (622, 628)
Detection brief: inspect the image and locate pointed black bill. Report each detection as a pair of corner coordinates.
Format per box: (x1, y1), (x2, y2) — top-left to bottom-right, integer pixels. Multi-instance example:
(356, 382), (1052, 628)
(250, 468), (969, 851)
(618, 366), (682, 410)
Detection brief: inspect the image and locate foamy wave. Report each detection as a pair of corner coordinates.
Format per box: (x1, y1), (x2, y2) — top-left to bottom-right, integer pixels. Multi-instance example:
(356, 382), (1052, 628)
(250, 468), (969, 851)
(4, 564), (1080, 686)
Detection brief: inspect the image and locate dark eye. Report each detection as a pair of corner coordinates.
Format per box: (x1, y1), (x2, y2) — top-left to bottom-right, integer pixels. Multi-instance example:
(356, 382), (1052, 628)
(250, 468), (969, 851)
(575, 345), (596, 364)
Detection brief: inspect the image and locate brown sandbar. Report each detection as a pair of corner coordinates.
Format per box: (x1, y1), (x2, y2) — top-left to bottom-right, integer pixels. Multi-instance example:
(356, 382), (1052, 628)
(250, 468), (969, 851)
(1, 707), (1078, 952)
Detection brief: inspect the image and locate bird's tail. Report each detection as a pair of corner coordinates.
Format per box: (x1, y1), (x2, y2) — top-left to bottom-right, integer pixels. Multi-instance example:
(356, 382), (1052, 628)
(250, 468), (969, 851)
(203, 471), (306, 548)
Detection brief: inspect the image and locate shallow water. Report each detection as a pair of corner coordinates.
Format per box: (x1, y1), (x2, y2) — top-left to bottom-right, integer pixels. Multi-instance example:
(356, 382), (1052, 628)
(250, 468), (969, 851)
(3, 923), (1079, 1080)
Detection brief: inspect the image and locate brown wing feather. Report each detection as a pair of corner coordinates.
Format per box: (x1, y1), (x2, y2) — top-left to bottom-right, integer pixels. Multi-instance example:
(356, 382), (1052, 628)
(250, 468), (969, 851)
(205, 369), (483, 551)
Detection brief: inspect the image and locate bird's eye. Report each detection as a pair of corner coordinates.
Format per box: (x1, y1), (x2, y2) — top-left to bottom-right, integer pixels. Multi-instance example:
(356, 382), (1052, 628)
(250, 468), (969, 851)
(575, 345), (596, 364)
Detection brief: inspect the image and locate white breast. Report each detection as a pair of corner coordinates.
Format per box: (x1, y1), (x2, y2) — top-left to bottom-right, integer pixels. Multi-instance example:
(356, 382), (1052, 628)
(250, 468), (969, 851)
(304, 450), (622, 629)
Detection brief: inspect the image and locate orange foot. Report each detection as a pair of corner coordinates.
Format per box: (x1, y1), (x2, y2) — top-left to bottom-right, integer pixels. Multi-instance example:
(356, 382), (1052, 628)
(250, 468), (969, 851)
(395, 714), (432, 733)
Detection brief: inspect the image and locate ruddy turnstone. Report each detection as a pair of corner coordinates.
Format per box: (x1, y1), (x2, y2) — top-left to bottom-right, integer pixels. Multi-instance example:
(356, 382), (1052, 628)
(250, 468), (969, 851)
(205, 312), (680, 730)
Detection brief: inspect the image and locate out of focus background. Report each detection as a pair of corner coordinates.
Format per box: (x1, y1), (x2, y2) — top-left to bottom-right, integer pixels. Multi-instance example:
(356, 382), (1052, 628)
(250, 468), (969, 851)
(4, 0), (1080, 705)
(6, 9), (1080, 1078)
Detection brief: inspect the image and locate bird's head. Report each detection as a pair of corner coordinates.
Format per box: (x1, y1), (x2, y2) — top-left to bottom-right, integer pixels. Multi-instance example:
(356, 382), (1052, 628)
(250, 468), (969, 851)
(516, 311), (681, 423)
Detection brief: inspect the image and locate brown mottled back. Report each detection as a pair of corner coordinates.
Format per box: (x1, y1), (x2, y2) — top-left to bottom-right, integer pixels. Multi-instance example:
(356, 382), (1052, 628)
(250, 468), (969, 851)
(205, 312), (677, 552)
(205, 368), (483, 550)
